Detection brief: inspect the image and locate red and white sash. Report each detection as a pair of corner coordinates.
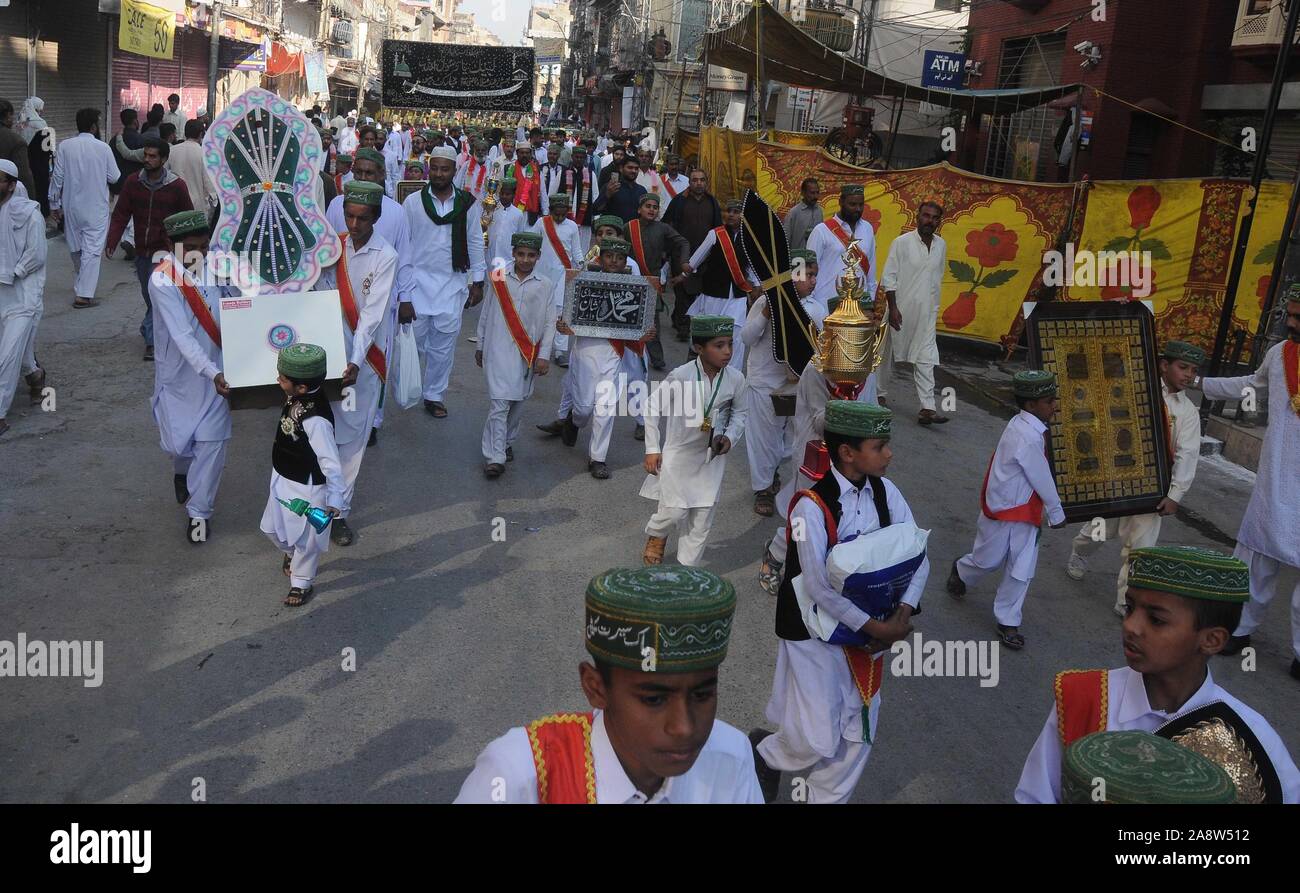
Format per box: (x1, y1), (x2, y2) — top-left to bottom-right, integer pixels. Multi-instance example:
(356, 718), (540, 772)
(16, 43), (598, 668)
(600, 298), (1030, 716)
(526, 712), (597, 804)
(337, 233), (387, 381)
(564, 167), (591, 225)
(542, 216), (573, 269)
(157, 257), (221, 348)
(491, 274), (540, 368)
(628, 220), (661, 294)
(713, 226), (752, 293)
(658, 172), (680, 199)
(825, 216), (871, 275)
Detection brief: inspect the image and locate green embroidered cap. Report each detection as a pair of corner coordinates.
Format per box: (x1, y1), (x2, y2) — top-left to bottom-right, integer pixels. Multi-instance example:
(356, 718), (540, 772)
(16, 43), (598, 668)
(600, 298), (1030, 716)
(725, 198), (743, 211)
(342, 180), (383, 208)
(277, 342), (327, 381)
(164, 210), (209, 239)
(840, 184), (865, 197)
(690, 314), (734, 338)
(1162, 340), (1206, 366)
(585, 566), (736, 673)
(499, 178), (518, 192)
(1061, 731), (1237, 804)
(421, 130), (439, 141)
(592, 215), (625, 234)
(599, 237), (630, 256)
(336, 153), (353, 164)
(1013, 369), (1058, 399)
(1128, 546), (1250, 603)
(512, 231), (543, 250)
(824, 400), (892, 440)
(549, 192), (572, 208)
(354, 147), (385, 169)
(791, 249), (817, 264)
(638, 192), (661, 208)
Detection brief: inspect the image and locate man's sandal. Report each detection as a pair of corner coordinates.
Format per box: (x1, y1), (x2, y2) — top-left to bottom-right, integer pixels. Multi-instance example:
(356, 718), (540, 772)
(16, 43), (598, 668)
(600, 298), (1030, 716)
(996, 625), (1025, 650)
(753, 489), (776, 517)
(643, 535), (667, 565)
(284, 585), (313, 607)
(759, 547), (783, 596)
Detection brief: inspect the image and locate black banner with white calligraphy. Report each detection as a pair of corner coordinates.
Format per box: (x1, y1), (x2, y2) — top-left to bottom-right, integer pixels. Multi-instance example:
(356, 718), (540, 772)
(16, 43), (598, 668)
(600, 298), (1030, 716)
(563, 272), (656, 340)
(381, 41), (535, 112)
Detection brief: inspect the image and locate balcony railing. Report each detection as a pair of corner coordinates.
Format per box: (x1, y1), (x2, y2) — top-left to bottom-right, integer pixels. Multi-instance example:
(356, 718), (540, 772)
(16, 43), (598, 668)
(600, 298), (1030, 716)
(1233, 0), (1300, 48)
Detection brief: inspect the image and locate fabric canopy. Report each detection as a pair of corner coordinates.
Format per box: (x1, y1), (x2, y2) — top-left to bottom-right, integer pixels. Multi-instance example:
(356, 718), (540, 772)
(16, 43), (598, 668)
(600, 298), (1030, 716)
(704, 1), (1083, 115)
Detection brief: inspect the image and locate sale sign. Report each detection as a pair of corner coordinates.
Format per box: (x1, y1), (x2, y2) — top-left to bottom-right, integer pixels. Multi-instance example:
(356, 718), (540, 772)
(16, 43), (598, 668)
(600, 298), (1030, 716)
(119, 0), (175, 61)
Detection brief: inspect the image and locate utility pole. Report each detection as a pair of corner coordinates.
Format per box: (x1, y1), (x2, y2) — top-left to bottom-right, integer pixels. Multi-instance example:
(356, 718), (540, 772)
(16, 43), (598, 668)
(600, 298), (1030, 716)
(207, 2), (223, 117)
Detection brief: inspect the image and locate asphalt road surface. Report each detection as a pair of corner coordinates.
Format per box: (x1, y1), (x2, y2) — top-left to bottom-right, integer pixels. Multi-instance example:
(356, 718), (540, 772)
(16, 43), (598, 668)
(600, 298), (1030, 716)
(2, 240), (1296, 803)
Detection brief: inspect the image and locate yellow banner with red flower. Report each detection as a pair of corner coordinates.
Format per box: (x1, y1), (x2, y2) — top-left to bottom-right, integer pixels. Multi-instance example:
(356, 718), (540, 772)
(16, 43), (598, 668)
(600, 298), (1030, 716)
(679, 128), (1292, 353)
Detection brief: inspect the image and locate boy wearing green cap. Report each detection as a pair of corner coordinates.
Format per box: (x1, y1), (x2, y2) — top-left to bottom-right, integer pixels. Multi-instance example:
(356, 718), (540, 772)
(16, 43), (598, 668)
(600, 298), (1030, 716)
(752, 400), (926, 803)
(641, 314), (748, 566)
(528, 191), (582, 360)
(678, 199), (761, 371)
(455, 566), (763, 803)
(476, 231), (554, 477)
(1066, 340), (1206, 616)
(485, 179), (526, 275)
(259, 343), (345, 607)
(1016, 545), (1299, 803)
(948, 369), (1066, 650)
(148, 210), (233, 542)
(741, 248), (825, 517)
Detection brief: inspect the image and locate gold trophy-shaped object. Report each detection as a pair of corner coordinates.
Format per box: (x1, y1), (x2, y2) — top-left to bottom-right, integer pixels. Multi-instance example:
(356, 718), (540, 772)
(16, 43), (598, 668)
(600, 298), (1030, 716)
(810, 240), (888, 386)
(480, 158), (504, 246)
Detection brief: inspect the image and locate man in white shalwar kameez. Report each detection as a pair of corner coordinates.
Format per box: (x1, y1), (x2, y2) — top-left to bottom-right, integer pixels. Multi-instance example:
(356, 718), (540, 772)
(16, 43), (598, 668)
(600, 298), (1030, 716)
(640, 315), (748, 567)
(476, 232), (555, 476)
(0, 159), (47, 437)
(752, 402), (925, 804)
(881, 201), (948, 425)
(742, 248), (826, 517)
(1198, 294), (1300, 677)
(318, 182), (397, 547)
(382, 126), (405, 198)
(398, 147), (485, 418)
(948, 370), (1066, 650)
(807, 185), (878, 316)
(48, 111), (119, 307)
(147, 211), (233, 541)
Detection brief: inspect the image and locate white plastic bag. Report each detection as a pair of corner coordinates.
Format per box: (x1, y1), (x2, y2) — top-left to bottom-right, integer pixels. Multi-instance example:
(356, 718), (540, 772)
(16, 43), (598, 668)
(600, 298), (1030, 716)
(393, 323), (422, 410)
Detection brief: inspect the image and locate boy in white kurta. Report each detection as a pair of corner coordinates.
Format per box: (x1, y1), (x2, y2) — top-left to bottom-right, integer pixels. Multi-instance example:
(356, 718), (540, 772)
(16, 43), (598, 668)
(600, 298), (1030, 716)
(0, 159), (47, 437)
(742, 249), (826, 516)
(1016, 546), (1299, 803)
(260, 343), (344, 608)
(528, 193), (582, 360)
(147, 211), (233, 542)
(641, 315), (748, 567)
(485, 180), (526, 274)
(881, 201), (947, 424)
(751, 401), (925, 804)
(679, 199), (760, 372)
(1067, 340), (1205, 616)
(1196, 295), (1300, 678)
(948, 370), (1067, 650)
(319, 181), (398, 547)
(477, 231), (556, 476)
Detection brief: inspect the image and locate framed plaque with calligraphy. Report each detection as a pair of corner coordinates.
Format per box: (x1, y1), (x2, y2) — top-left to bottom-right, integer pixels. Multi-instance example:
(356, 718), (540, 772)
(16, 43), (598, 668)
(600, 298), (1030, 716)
(396, 180), (425, 204)
(381, 41), (535, 113)
(1027, 301), (1172, 522)
(563, 271), (657, 340)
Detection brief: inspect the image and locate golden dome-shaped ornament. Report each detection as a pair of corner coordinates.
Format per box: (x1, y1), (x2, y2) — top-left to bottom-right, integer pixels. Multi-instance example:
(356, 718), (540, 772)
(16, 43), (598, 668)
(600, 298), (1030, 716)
(810, 239), (888, 386)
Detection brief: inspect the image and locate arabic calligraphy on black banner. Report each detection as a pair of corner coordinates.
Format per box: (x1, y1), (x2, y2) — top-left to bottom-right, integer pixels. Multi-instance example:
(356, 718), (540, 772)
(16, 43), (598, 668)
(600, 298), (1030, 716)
(381, 41), (536, 112)
(563, 272), (655, 340)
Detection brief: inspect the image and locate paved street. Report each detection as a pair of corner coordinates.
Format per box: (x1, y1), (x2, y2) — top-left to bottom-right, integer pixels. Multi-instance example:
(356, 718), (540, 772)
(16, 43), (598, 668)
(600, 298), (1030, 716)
(1, 239), (1296, 803)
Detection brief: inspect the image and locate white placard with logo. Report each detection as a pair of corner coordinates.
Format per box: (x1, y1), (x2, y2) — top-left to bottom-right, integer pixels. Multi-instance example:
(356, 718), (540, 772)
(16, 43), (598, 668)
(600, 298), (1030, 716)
(219, 289), (347, 388)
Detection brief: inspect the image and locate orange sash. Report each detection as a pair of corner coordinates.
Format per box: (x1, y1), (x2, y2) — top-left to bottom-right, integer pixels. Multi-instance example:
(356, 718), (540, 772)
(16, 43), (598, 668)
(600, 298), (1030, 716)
(786, 488), (886, 712)
(979, 454), (1043, 524)
(527, 712), (597, 804)
(659, 172), (680, 199)
(825, 217), (871, 275)
(513, 161), (541, 213)
(334, 173), (343, 194)
(1285, 339), (1300, 416)
(712, 226), (751, 293)
(337, 234), (387, 381)
(610, 339), (646, 358)
(157, 258), (221, 348)
(491, 274), (540, 368)
(1054, 669), (1109, 747)
(628, 220), (662, 294)
(542, 215), (573, 269)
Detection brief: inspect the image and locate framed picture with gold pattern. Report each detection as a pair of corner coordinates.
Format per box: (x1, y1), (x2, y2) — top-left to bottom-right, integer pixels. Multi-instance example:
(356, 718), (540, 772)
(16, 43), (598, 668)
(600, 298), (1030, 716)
(1027, 302), (1172, 522)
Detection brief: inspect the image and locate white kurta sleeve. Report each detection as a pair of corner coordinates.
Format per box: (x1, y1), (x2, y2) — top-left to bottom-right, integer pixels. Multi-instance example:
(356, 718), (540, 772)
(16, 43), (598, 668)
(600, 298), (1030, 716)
(1199, 350), (1270, 402)
(303, 416), (346, 509)
(152, 282), (221, 382)
(14, 210), (47, 277)
(687, 228), (718, 270)
(48, 150), (64, 211)
(536, 278), (558, 361)
(1014, 707), (1063, 803)
(566, 226), (582, 268)
(1167, 401), (1201, 504)
(740, 299), (768, 348)
(933, 239), (947, 307)
(717, 371), (748, 446)
(643, 370), (677, 453)
(476, 284), (491, 344)
(1016, 435), (1065, 525)
(880, 237), (901, 294)
(468, 201), (486, 283)
(452, 728), (539, 804)
(790, 497), (871, 631)
(862, 227), (879, 298)
(350, 250), (396, 369)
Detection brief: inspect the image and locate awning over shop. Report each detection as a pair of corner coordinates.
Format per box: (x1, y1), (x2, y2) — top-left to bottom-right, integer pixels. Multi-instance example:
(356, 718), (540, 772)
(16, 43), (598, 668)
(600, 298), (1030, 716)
(704, 0), (1082, 115)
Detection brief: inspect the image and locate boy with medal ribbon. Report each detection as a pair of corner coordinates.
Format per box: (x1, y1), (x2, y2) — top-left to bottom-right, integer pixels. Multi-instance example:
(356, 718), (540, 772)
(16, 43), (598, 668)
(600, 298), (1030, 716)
(641, 315), (748, 567)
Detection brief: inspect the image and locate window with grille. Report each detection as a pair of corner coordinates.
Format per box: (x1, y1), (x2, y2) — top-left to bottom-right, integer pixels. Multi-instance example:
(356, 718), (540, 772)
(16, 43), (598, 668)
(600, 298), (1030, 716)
(982, 32), (1066, 181)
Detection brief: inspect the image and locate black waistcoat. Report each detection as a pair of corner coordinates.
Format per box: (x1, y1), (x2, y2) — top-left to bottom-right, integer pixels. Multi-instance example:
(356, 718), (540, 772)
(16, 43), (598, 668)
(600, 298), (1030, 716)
(271, 394), (336, 485)
(700, 228), (746, 300)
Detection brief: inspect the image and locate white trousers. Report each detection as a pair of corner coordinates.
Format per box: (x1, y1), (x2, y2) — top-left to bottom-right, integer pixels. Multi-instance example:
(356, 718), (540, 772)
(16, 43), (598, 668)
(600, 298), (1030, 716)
(0, 285), (41, 418)
(70, 249), (104, 301)
(956, 550), (1033, 627)
(645, 504), (717, 566)
(757, 727), (873, 804)
(413, 314), (461, 402)
(335, 433), (368, 518)
(620, 348), (647, 426)
(1072, 514), (1162, 610)
(913, 362), (936, 412)
(482, 398), (523, 464)
(558, 361), (617, 463)
(876, 328), (891, 399)
(745, 387), (793, 491)
(1234, 544), (1300, 658)
(171, 440), (227, 521)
